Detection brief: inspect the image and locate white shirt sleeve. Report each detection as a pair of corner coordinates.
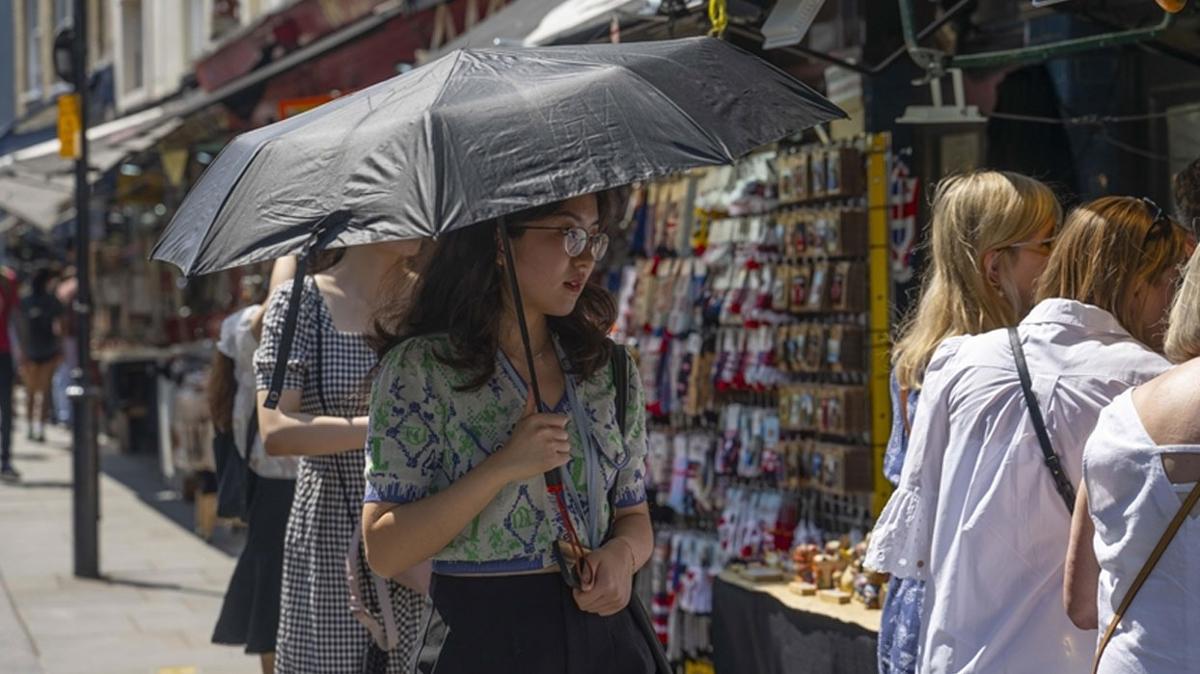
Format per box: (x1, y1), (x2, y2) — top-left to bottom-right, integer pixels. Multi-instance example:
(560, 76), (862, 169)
(865, 336), (966, 579)
(216, 308), (245, 359)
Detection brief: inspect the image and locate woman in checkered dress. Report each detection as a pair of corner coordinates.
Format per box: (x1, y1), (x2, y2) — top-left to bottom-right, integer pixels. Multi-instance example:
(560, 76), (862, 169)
(255, 244), (425, 673)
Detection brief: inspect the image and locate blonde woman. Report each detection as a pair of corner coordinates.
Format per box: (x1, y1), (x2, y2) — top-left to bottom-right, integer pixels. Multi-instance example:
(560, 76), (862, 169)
(868, 197), (1191, 674)
(879, 171), (1061, 674)
(1064, 244), (1199, 674)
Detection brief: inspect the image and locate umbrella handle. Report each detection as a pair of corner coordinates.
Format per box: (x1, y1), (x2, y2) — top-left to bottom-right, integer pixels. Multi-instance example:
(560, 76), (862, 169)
(496, 220), (561, 491)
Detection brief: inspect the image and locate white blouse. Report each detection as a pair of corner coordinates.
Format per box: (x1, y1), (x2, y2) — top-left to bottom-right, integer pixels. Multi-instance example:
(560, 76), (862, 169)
(218, 305), (297, 480)
(866, 299), (1169, 674)
(1085, 390), (1200, 674)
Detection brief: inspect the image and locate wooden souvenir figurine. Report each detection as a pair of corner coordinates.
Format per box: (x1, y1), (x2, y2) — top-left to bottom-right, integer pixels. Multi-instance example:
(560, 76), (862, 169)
(813, 552), (839, 589)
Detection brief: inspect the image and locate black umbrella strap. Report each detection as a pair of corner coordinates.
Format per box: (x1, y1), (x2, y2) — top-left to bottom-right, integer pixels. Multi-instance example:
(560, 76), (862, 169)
(264, 251), (313, 410)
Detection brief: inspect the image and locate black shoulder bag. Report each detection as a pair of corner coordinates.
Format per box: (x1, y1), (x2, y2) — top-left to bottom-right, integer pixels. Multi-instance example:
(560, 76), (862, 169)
(1007, 327), (1076, 514)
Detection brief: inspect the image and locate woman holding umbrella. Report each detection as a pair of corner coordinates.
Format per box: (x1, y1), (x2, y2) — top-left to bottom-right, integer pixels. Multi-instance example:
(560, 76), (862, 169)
(255, 241), (425, 672)
(361, 190), (658, 672)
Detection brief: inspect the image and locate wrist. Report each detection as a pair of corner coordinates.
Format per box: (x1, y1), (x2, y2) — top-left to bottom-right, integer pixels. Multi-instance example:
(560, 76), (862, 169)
(607, 536), (638, 572)
(480, 451), (517, 486)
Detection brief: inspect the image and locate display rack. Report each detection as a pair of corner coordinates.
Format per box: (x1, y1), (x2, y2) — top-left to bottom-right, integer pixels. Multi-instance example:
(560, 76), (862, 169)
(613, 133), (895, 667)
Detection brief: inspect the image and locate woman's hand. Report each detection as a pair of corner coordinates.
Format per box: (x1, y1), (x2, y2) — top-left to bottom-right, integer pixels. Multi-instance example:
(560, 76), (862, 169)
(490, 391), (571, 481)
(572, 538), (636, 616)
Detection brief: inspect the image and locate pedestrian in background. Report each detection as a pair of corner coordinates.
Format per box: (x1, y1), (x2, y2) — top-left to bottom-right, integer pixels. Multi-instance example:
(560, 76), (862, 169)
(17, 267), (64, 443)
(210, 271), (299, 674)
(255, 242), (424, 673)
(868, 196), (1191, 673)
(0, 264), (19, 481)
(361, 190), (657, 674)
(1174, 156), (1200, 237)
(1064, 245), (1200, 674)
(51, 267), (78, 426)
(879, 171), (1061, 674)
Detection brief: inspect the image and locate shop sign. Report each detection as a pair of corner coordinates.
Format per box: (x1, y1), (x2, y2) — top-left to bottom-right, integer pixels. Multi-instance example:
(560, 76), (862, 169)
(58, 94), (81, 159)
(278, 94), (336, 120)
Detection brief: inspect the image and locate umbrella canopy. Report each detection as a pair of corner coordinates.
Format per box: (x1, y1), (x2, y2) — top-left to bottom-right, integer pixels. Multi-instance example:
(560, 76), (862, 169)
(150, 36), (844, 276)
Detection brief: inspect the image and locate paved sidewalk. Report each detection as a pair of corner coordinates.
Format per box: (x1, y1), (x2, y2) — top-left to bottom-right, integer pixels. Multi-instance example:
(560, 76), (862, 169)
(0, 421), (256, 674)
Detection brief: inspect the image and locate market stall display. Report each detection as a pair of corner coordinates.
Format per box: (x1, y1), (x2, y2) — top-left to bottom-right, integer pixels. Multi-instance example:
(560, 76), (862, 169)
(615, 134), (894, 672)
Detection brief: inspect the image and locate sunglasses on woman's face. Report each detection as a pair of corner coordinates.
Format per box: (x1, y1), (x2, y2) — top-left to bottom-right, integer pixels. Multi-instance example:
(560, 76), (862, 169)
(516, 226), (610, 260)
(1006, 236), (1055, 256)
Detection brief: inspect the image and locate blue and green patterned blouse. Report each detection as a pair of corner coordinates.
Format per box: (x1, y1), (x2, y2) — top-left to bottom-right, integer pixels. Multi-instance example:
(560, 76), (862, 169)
(363, 334), (648, 575)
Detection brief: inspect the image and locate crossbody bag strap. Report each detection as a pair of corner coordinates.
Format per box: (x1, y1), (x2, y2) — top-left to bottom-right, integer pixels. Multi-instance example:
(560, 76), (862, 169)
(1007, 327), (1076, 514)
(613, 343), (629, 437)
(316, 310), (400, 654)
(607, 343), (673, 674)
(1093, 479), (1200, 673)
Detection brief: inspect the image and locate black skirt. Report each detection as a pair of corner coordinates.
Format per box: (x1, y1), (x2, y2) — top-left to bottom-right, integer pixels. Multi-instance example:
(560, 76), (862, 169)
(430, 572), (656, 674)
(212, 474), (296, 654)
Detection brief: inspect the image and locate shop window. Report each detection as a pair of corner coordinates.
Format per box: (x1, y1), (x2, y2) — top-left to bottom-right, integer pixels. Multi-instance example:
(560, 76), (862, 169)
(55, 0), (70, 27)
(185, 0), (209, 62)
(120, 0), (144, 94)
(22, 0), (42, 102)
(211, 0), (240, 41)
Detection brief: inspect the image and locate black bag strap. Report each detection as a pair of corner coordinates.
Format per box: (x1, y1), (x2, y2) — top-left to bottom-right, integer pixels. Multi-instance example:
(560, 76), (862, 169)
(1007, 327), (1076, 514)
(612, 343), (629, 436)
(607, 343), (671, 674)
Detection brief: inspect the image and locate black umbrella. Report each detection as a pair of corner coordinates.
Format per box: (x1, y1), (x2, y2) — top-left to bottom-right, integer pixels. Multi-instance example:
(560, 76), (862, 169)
(151, 36), (843, 671)
(151, 37), (843, 275)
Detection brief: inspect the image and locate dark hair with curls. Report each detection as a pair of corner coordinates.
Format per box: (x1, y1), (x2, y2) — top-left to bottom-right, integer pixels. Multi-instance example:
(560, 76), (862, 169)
(371, 188), (629, 391)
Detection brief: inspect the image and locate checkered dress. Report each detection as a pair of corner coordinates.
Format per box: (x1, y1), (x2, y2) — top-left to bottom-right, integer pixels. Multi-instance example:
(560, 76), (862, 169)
(256, 276), (423, 673)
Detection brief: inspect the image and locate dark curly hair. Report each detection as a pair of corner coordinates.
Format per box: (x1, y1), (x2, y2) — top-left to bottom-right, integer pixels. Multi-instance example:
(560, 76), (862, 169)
(371, 188), (629, 391)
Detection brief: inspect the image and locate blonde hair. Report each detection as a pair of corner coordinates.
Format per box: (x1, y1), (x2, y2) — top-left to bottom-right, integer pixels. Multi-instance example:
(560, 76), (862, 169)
(1035, 196), (1191, 347)
(893, 171), (1061, 390)
(1165, 249), (1200, 363)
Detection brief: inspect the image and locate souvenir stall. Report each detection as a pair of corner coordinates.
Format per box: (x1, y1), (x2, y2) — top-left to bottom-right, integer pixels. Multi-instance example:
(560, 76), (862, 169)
(614, 134), (896, 674)
(91, 137), (262, 488)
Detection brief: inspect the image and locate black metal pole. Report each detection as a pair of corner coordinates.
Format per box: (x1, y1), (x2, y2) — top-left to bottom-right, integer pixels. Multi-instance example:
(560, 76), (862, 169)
(70, 0), (99, 579)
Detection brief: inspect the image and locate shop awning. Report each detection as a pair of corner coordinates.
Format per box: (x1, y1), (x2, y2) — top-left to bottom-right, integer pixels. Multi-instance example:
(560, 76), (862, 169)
(427, 0), (664, 61)
(0, 173), (72, 231)
(0, 107), (184, 230)
(523, 0), (655, 46)
(425, 0), (565, 60)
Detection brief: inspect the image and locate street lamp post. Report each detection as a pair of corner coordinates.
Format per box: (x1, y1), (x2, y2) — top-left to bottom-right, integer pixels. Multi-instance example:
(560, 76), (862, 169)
(56, 0), (100, 579)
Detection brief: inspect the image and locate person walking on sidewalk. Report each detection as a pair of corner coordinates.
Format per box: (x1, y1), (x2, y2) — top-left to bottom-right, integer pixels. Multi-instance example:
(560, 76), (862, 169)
(878, 171), (1061, 674)
(0, 264), (19, 481)
(255, 243), (424, 673)
(51, 267), (77, 426)
(361, 191), (658, 674)
(867, 196), (1191, 673)
(16, 267), (64, 443)
(1063, 246), (1200, 674)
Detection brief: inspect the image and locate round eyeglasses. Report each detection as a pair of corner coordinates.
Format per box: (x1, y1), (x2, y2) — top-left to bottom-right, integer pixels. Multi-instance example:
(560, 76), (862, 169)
(517, 226), (609, 260)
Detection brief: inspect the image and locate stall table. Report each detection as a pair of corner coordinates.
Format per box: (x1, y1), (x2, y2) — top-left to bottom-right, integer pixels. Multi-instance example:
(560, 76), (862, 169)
(712, 570), (880, 674)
